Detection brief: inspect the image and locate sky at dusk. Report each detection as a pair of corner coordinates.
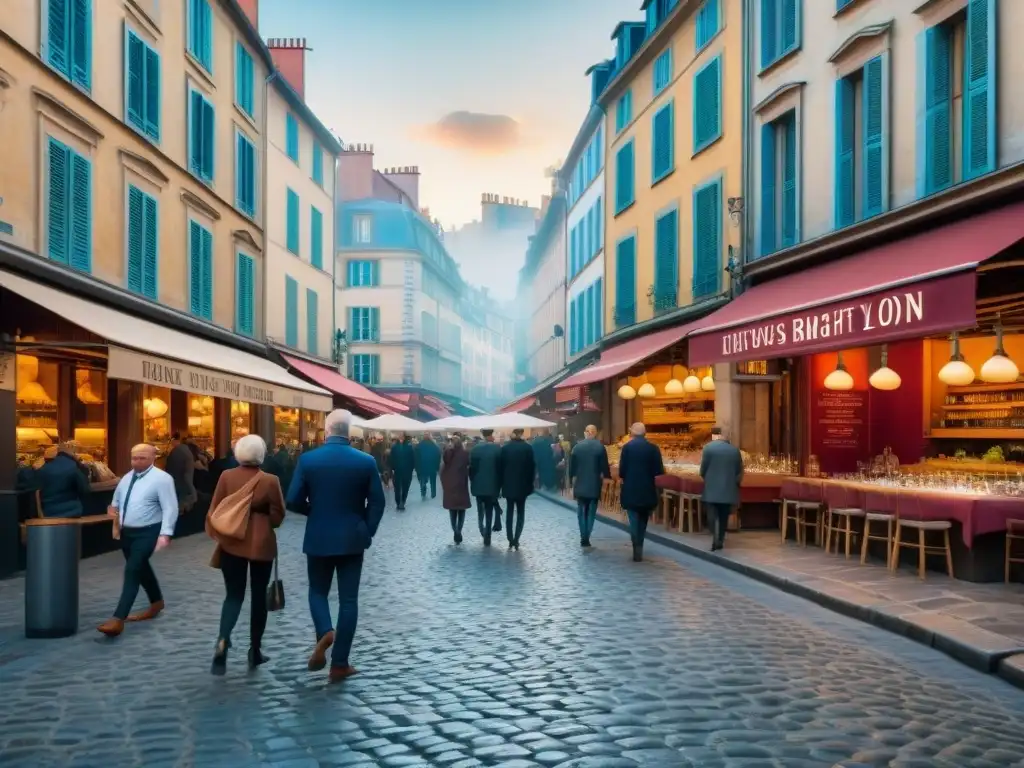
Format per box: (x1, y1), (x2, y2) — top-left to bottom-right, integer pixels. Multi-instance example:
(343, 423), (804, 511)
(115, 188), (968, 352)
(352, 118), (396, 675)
(258, 0), (634, 232)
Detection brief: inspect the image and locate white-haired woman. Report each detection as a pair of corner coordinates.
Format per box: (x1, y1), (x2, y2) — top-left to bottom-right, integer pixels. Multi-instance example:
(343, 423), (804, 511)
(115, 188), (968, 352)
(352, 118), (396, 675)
(205, 433), (285, 675)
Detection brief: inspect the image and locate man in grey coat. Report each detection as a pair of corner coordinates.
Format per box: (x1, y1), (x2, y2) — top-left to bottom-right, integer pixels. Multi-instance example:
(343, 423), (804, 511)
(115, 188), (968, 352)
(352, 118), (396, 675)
(469, 429), (503, 547)
(569, 424), (610, 548)
(699, 426), (744, 551)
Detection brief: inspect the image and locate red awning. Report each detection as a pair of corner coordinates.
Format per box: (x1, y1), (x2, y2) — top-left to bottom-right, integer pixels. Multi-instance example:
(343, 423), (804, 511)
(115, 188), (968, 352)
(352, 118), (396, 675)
(421, 395), (453, 417)
(500, 396), (536, 413)
(281, 355), (407, 412)
(687, 203), (1024, 365)
(353, 398), (392, 415)
(556, 321), (698, 389)
(420, 402), (448, 419)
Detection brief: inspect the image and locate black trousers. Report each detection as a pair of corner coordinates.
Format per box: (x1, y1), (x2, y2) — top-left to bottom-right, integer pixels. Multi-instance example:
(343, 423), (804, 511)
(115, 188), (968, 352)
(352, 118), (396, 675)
(505, 498), (526, 544)
(114, 523), (163, 619)
(476, 497), (498, 540)
(419, 473), (437, 498)
(395, 475), (412, 507)
(218, 551), (273, 648)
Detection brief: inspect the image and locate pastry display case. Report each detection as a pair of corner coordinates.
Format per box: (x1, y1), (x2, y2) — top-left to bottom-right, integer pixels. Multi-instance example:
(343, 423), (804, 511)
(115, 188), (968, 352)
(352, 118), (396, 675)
(230, 400), (251, 442)
(275, 406), (300, 448)
(187, 394), (215, 454)
(142, 385), (171, 458)
(15, 353), (59, 467)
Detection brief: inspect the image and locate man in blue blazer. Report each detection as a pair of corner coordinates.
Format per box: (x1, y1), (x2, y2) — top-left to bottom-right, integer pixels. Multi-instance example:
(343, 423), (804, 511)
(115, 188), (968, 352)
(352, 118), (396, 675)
(617, 422), (664, 562)
(287, 409), (385, 684)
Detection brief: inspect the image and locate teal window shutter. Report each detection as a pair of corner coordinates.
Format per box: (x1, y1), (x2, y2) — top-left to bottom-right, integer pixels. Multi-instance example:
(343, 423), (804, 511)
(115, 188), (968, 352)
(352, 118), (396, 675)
(69, 150), (91, 273)
(781, 113), (798, 247)
(306, 289), (319, 355)
(597, 198), (603, 249)
(47, 0), (70, 78)
(693, 56), (722, 153)
(71, 0), (91, 89)
(286, 113), (299, 162)
(584, 286), (595, 348)
(615, 140), (635, 214)
(235, 130), (256, 217)
(188, 220), (212, 319)
(595, 277), (603, 338)
(614, 237), (636, 326)
(781, 0), (798, 53)
(654, 208), (679, 310)
(653, 49), (672, 93)
(692, 179), (722, 299)
(188, 0), (212, 71)
(46, 137), (70, 266)
(759, 122), (776, 257)
(761, 0), (799, 68)
(200, 226), (213, 319)
(919, 25), (952, 196)
(126, 185), (158, 299)
(235, 43), (254, 117)
(569, 300), (577, 355)
(286, 188), (299, 254)
(835, 77), (856, 228)
(569, 225), (576, 276)
(760, 0), (776, 68)
(235, 253), (254, 336)
(370, 307), (380, 341)
(313, 143), (324, 185)
(310, 206), (323, 269)
(142, 190), (158, 299)
(964, 0), (996, 180)
(616, 90), (632, 133)
(652, 102), (674, 183)
(189, 89), (214, 182)
(143, 43), (160, 140)
(285, 276), (298, 346)
(47, 0), (91, 89)
(862, 55), (886, 218)
(697, 0), (720, 50)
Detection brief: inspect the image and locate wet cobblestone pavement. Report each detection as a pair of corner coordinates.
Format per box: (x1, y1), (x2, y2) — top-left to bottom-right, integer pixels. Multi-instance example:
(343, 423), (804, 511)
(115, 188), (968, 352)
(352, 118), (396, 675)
(1, 494), (1024, 767)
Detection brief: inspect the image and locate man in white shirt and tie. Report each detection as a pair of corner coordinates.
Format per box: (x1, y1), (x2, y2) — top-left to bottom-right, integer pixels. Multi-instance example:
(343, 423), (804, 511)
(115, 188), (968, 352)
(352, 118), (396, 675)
(97, 444), (179, 637)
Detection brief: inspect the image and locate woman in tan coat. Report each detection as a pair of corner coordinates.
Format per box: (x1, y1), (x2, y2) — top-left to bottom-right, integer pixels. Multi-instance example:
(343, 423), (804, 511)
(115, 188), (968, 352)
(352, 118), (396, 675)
(206, 434), (285, 674)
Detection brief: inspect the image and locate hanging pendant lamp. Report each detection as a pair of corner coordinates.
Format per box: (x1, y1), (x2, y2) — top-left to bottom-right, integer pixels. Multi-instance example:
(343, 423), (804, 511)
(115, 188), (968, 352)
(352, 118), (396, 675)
(637, 381), (657, 398)
(869, 344), (901, 391)
(617, 384), (637, 400)
(823, 352), (854, 391)
(683, 371), (702, 393)
(937, 331), (975, 386)
(980, 317), (1020, 384)
(664, 364), (685, 395)
(700, 367), (716, 391)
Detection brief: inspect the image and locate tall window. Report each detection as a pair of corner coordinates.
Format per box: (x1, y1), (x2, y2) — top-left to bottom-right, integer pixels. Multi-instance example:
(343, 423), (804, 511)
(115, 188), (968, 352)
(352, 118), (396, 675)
(835, 55), (887, 228)
(693, 54), (722, 154)
(614, 235), (636, 327)
(760, 0), (800, 70)
(692, 177), (722, 299)
(350, 354), (380, 385)
(46, 137), (92, 273)
(696, 0), (721, 51)
(188, 87), (215, 183)
(235, 253), (254, 336)
(653, 49), (672, 94)
(306, 288), (319, 355)
(188, 220), (213, 320)
(760, 110), (798, 257)
(235, 130), (256, 217)
(615, 90), (633, 133)
(124, 26), (160, 141)
(310, 206), (323, 269)
(349, 307), (380, 342)
(654, 207), (678, 311)
(44, 0), (92, 90)
(652, 102), (675, 184)
(284, 275), (298, 346)
(126, 185), (158, 299)
(286, 112), (299, 162)
(615, 140), (635, 214)
(353, 214), (373, 243)
(312, 143), (324, 186)
(347, 259), (379, 287)
(235, 42), (254, 117)
(187, 0), (213, 72)
(286, 188), (299, 254)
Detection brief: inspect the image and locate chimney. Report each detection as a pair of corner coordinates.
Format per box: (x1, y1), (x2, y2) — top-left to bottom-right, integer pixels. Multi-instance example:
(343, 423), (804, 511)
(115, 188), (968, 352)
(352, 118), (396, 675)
(382, 165), (420, 209)
(237, 0), (258, 30)
(337, 143), (374, 202)
(267, 37), (310, 99)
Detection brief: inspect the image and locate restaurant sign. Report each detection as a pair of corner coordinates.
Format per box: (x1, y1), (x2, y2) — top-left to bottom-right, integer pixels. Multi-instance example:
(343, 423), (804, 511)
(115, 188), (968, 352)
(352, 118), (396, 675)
(688, 272), (977, 365)
(107, 346), (333, 412)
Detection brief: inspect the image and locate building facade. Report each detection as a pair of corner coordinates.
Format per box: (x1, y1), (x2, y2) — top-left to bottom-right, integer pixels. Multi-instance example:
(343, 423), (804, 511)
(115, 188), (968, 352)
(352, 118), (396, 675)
(263, 38), (340, 361)
(603, 0), (742, 335)
(459, 286), (515, 410)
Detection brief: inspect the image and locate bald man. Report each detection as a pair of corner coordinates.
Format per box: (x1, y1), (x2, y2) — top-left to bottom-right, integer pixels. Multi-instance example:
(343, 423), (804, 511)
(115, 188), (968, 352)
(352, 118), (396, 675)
(97, 444), (179, 637)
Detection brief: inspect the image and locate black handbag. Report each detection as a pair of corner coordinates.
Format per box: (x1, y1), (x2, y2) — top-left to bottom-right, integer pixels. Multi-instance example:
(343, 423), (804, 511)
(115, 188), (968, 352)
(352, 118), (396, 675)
(267, 558), (285, 611)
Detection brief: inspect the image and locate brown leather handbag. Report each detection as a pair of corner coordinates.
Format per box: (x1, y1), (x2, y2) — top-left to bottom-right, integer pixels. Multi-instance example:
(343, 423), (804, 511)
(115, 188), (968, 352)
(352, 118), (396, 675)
(208, 473), (261, 540)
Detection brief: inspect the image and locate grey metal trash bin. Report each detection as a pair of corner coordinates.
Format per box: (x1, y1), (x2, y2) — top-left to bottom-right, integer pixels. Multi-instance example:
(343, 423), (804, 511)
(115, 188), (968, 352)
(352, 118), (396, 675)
(24, 519), (81, 638)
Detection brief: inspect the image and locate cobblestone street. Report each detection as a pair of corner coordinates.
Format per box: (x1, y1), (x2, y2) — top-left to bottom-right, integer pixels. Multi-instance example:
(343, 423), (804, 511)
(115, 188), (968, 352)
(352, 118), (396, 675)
(2, 495), (1024, 767)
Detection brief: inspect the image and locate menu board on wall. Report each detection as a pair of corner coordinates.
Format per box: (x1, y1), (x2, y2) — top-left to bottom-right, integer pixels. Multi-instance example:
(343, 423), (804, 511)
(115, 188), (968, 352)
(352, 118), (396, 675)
(810, 349), (869, 474)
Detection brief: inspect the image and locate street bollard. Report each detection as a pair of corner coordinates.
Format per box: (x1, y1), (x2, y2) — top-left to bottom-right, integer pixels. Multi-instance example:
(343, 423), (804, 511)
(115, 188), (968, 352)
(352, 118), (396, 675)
(24, 519), (81, 638)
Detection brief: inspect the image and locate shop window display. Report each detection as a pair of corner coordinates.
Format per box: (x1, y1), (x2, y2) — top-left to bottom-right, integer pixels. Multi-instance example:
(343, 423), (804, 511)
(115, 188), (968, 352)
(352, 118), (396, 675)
(72, 365), (107, 465)
(303, 409), (325, 447)
(231, 400), (251, 443)
(275, 407), (300, 451)
(15, 353), (58, 468)
(142, 385), (171, 458)
(188, 395), (215, 455)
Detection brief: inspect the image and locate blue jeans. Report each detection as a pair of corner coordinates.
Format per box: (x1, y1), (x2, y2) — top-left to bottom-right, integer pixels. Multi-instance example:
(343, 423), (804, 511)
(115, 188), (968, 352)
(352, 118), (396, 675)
(307, 553), (364, 667)
(449, 509), (465, 535)
(576, 499), (597, 541)
(626, 509), (650, 548)
(419, 473), (437, 498)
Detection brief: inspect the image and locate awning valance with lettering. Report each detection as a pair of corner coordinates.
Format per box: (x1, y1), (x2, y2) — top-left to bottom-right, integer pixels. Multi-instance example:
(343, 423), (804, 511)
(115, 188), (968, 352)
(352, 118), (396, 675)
(0, 269), (333, 412)
(686, 202), (1024, 366)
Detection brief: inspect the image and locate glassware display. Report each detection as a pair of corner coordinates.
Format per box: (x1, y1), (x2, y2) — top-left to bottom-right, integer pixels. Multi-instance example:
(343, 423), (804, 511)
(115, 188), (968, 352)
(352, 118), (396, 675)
(827, 469), (1024, 498)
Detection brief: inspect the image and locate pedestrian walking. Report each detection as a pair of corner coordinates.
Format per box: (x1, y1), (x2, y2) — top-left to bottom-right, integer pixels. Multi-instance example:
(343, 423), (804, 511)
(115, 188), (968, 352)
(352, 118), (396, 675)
(97, 444), (178, 637)
(441, 434), (471, 544)
(532, 430), (558, 490)
(415, 433), (442, 500)
(205, 434), (285, 675)
(569, 424), (611, 548)
(617, 423), (664, 562)
(500, 428), (535, 550)
(389, 434), (416, 510)
(699, 426), (744, 551)
(165, 432), (198, 513)
(469, 429), (503, 546)
(286, 409), (385, 683)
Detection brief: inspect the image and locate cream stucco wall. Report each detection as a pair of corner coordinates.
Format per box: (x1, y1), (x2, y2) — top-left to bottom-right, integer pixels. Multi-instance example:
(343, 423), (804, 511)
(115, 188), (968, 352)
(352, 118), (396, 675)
(527, 216), (567, 384)
(265, 86), (335, 359)
(603, 0), (742, 332)
(752, 0), (1024, 252)
(0, 0), (268, 334)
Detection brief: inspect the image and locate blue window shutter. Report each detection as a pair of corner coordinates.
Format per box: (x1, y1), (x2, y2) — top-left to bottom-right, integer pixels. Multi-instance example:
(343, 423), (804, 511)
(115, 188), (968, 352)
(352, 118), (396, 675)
(584, 287), (594, 347)
(697, 0), (719, 50)
(189, 90), (202, 175)
(569, 300), (577, 355)
(200, 226), (213, 319)
(285, 277), (298, 346)
(313, 143), (324, 185)
(759, 122), (776, 256)
(652, 102), (674, 182)
(71, 0), (91, 89)
(760, 0), (776, 68)
(654, 49), (672, 93)
(862, 55), (886, 218)
(834, 77), (856, 228)
(306, 289), (319, 355)
(781, 114), (797, 247)
(781, 0), (798, 53)
(655, 208), (678, 308)
(189, 0), (212, 71)
(694, 56), (722, 153)
(370, 307), (380, 341)
(286, 188), (299, 254)
(126, 185), (144, 293)
(311, 206), (323, 269)
(597, 199), (603, 249)
(69, 151), (91, 273)
(286, 113), (299, 162)
(47, 138), (70, 265)
(125, 29), (143, 131)
(964, 0), (996, 180)
(142, 191), (158, 299)
(349, 307), (358, 339)
(144, 45), (160, 140)
(236, 253), (254, 336)
(919, 25), (952, 196)
(569, 225), (576, 276)
(235, 43), (254, 116)
(615, 141), (634, 213)
(48, 0), (70, 76)
(692, 180), (721, 299)
(615, 237), (636, 325)
(189, 221), (203, 315)
(201, 98), (214, 181)
(596, 277), (603, 338)
(236, 132), (256, 217)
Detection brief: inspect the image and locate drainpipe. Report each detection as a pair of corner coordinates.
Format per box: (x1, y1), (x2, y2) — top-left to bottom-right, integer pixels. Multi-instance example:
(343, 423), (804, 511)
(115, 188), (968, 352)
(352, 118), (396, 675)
(262, 71), (280, 345)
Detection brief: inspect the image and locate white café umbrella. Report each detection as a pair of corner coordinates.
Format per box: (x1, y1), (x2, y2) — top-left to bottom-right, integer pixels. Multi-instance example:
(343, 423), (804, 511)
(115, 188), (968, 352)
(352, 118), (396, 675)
(424, 415), (481, 432)
(476, 412), (557, 431)
(360, 413), (430, 433)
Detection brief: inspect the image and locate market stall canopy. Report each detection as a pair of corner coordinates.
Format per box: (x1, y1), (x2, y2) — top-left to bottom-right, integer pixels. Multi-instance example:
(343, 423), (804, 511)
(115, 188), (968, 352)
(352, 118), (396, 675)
(686, 201), (1024, 365)
(424, 415), (478, 431)
(0, 269), (333, 411)
(360, 414), (430, 432)
(476, 413), (557, 430)
(280, 354), (407, 413)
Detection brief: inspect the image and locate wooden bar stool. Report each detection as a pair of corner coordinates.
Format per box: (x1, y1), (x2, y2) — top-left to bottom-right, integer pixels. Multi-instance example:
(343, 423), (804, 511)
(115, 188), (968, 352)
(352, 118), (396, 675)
(824, 507), (865, 558)
(890, 519), (954, 579)
(1007, 519), (1024, 583)
(783, 501), (822, 546)
(678, 493), (701, 532)
(780, 499), (800, 541)
(860, 512), (896, 567)
(659, 489), (680, 529)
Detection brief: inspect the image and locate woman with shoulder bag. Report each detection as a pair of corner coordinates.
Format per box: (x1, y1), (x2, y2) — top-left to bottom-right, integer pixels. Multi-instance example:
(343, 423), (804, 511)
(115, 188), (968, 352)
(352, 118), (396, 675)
(206, 434), (285, 675)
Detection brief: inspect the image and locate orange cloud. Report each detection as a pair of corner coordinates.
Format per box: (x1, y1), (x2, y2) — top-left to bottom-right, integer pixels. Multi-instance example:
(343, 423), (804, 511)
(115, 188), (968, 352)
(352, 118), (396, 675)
(413, 111), (524, 155)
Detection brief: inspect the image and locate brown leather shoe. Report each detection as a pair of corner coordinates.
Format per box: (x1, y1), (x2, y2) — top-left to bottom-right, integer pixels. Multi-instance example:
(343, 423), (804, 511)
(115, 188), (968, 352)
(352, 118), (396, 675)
(328, 665), (358, 683)
(97, 618), (124, 637)
(126, 599), (164, 622)
(307, 630), (335, 671)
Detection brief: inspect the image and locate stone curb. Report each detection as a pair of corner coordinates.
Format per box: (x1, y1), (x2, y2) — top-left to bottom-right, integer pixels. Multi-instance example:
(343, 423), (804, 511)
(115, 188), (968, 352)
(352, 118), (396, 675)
(538, 491), (1024, 692)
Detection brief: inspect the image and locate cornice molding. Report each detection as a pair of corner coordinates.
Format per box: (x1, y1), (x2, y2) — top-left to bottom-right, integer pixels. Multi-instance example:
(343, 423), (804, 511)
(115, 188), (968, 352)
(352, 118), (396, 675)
(828, 21), (893, 64)
(32, 87), (104, 146)
(180, 189), (222, 220)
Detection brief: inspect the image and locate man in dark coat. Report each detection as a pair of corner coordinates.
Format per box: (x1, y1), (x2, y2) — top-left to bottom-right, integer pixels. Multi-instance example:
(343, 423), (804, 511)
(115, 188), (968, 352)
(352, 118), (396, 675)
(532, 430), (557, 490)
(699, 426), (744, 551)
(617, 422), (664, 562)
(415, 434), (442, 500)
(388, 435), (416, 510)
(499, 428), (535, 550)
(34, 445), (90, 518)
(569, 424), (611, 548)
(469, 429), (503, 546)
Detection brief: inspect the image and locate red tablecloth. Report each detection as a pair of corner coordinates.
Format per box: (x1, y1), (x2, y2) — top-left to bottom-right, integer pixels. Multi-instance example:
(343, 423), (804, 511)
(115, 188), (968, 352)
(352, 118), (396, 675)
(656, 473), (785, 504)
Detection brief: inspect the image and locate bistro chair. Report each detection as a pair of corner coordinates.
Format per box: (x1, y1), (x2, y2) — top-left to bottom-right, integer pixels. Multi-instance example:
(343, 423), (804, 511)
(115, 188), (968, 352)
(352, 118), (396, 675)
(1007, 519), (1024, 583)
(677, 492), (700, 532)
(659, 488), (681, 530)
(823, 485), (865, 559)
(890, 519), (954, 580)
(860, 512), (897, 567)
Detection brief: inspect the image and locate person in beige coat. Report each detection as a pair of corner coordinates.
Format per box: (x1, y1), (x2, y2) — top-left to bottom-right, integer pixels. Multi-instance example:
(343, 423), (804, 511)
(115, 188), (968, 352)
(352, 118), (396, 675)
(206, 434), (285, 675)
